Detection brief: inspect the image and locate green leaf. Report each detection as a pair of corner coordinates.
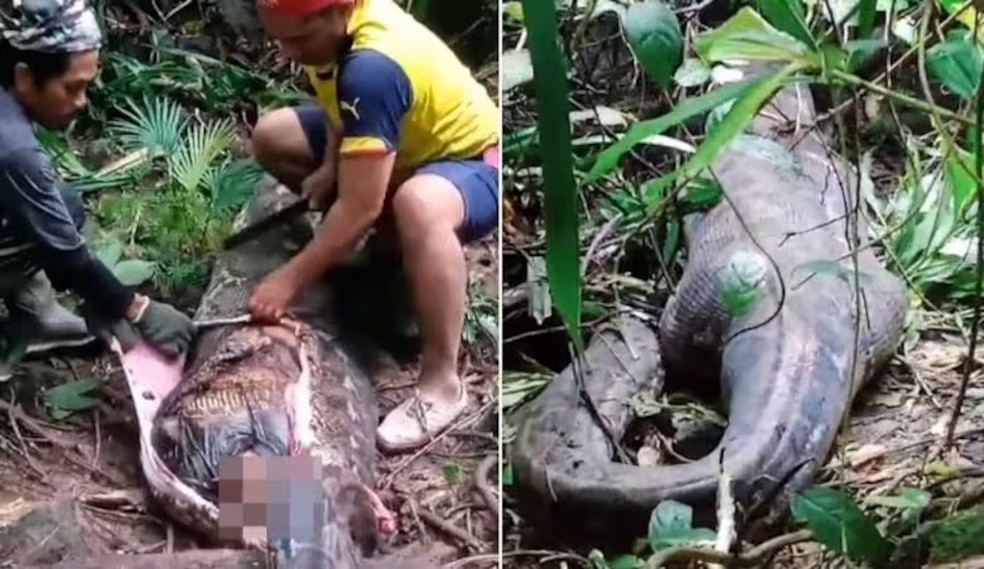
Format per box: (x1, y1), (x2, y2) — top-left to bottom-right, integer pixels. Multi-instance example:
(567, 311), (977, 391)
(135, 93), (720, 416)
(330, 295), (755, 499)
(866, 488), (932, 511)
(94, 236), (124, 268)
(206, 159), (264, 213)
(523, 0), (582, 346)
(695, 7), (817, 65)
(754, 0), (815, 46)
(114, 259), (157, 287)
(610, 555), (641, 569)
(624, 1), (683, 89)
(644, 63), (803, 211)
(945, 145), (977, 215)
(109, 96), (187, 157)
(44, 378), (102, 418)
(857, 0), (878, 40)
(791, 487), (891, 567)
(938, 0), (984, 45)
(588, 77), (766, 182)
(503, 1), (524, 22)
(927, 30), (982, 100)
(501, 464), (514, 486)
(443, 463), (461, 485)
(648, 500), (717, 551)
(170, 118), (236, 193)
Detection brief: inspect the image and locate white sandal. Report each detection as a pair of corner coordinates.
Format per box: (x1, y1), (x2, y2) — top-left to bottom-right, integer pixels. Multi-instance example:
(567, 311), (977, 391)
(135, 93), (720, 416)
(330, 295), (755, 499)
(376, 384), (468, 453)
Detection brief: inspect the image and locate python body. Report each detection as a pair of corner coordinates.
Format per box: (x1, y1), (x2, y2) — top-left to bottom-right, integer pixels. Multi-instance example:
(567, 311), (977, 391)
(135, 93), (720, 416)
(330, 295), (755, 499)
(112, 178), (394, 568)
(509, 64), (908, 536)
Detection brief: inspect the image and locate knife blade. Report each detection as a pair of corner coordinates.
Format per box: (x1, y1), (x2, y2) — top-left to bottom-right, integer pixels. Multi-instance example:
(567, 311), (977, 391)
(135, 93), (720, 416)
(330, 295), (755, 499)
(222, 198), (309, 250)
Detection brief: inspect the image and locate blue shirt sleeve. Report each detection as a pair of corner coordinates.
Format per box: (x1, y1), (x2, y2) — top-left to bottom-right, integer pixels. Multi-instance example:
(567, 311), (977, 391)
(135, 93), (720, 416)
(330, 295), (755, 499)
(0, 146), (85, 253)
(336, 49), (412, 155)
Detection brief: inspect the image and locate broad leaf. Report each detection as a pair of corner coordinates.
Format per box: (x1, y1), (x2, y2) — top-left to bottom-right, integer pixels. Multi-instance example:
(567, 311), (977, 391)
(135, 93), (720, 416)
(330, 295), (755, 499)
(114, 259), (157, 287)
(503, 1), (523, 22)
(791, 487), (891, 567)
(648, 500), (717, 550)
(945, 145), (978, 215)
(695, 7), (817, 66)
(927, 30), (982, 100)
(624, 1), (683, 89)
(94, 236), (124, 268)
(610, 555), (642, 569)
(44, 378), (101, 420)
(755, 0), (815, 46)
(866, 488), (932, 511)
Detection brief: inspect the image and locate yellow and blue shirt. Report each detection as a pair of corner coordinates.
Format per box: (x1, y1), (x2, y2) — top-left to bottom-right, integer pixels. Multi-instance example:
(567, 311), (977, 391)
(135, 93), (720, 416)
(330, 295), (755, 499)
(303, 0), (500, 171)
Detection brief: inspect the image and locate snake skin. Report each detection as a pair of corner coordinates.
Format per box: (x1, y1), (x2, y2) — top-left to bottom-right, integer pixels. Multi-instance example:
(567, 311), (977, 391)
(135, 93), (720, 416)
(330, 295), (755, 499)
(142, 177), (379, 568)
(509, 63), (909, 538)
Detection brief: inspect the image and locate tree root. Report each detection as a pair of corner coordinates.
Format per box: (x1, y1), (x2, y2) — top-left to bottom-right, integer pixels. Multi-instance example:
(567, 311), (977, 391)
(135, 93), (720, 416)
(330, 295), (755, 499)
(645, 529), (813, 568)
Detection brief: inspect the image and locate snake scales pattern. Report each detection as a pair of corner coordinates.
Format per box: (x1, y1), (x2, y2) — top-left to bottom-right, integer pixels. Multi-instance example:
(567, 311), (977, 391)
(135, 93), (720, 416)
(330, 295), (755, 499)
(135, 177), (381, 568)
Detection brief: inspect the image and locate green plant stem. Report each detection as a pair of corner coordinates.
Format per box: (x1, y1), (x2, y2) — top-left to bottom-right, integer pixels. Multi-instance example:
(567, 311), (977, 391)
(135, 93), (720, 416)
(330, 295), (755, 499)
(828, 68), (974, 127)
(944, 7), (984, 447)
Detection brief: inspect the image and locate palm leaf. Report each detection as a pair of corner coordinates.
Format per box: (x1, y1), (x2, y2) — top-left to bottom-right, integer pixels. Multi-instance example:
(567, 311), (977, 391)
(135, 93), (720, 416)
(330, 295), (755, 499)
(169, 118), (236, 193)
(109, 96), (187, 158)
(203, 158), (264, 213)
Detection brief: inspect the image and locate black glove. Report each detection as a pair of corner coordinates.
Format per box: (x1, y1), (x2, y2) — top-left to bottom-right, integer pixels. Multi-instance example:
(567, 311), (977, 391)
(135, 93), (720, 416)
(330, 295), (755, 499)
(83, 296), (194, 359)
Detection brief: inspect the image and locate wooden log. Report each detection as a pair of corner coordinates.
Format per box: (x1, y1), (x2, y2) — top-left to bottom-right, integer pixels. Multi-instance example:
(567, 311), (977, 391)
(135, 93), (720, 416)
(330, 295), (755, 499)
(19, 549), (266, 569)
(19, 544), (456, 569)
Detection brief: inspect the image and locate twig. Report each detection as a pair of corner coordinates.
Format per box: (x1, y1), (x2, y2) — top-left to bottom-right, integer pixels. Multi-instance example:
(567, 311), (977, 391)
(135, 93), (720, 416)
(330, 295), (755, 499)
(5, 390), (45, 480)
(844, 426), (984, 467)
(473, 453), (499, 516)
(380, 400), (494, 488)
(646, 529), (814, 568)
(444, 550), (591, 568)
(417, 507), (483, 552)
(828, 69), (973, 127)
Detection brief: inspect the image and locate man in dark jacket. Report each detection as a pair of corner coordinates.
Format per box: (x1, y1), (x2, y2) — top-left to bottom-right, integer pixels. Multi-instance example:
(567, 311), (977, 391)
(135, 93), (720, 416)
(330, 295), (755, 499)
(0, 0), (194, 375)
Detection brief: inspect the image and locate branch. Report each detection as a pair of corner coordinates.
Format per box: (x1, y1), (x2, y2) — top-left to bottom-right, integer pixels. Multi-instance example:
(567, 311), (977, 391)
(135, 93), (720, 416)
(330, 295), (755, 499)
(646, 529), (814, 568)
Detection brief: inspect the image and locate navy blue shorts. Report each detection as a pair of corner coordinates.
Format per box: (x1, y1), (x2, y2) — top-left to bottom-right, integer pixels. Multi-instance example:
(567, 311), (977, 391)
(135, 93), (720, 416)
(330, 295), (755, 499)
(293, 105), (499, 243)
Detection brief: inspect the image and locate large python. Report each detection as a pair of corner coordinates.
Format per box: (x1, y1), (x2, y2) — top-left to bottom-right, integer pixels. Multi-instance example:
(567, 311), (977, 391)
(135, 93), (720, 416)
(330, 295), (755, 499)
(509, 63), (909, 538)
(106, 177), (398, 568)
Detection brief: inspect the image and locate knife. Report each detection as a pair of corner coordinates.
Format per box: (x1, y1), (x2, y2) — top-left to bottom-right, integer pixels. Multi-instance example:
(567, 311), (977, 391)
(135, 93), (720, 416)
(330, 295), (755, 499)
(222, 198), (310, 250)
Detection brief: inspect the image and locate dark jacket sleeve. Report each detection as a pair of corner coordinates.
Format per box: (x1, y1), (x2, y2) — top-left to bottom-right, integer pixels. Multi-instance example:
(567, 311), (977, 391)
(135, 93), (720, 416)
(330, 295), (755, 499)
(0, 147), (134, 319)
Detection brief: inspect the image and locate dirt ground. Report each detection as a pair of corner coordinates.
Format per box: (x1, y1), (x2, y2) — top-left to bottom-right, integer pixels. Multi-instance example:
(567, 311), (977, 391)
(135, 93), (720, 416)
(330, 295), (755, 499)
(0, 236), (500, 569)
(501, 312), (984, 568)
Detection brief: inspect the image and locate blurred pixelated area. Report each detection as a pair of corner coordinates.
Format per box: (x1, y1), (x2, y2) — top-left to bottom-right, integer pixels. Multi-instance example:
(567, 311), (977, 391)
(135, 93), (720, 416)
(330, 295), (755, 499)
(215, 455), (325, 547)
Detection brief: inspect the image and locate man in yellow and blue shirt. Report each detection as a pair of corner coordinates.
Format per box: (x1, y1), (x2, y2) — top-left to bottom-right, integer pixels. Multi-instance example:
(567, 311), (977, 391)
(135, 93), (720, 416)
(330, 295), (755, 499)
(249, 0), (499, 453)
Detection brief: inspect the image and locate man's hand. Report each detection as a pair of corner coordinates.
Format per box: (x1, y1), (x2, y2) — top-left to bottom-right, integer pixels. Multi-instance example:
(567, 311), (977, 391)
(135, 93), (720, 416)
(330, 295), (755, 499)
(301, 164), (336, 211)
(248, 264), (302, 324)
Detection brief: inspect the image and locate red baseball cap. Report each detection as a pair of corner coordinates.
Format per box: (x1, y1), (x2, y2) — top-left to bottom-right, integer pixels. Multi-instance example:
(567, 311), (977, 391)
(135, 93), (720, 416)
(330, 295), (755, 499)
(257, 0), (354, 16)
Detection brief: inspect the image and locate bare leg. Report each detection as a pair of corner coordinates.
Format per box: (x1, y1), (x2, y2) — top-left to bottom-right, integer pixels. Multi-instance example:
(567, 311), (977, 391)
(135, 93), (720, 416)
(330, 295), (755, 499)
(375, 174), (470, 452)
(251, 107), (323, 192)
